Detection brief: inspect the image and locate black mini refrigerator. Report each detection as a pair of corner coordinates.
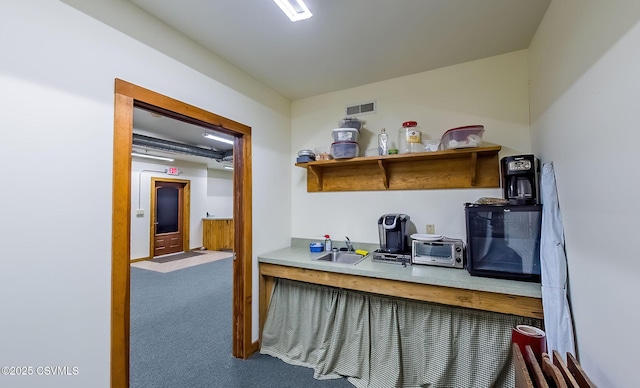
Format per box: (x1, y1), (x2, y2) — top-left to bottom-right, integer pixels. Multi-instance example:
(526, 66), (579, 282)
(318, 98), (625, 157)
(464, 203), (542, 282)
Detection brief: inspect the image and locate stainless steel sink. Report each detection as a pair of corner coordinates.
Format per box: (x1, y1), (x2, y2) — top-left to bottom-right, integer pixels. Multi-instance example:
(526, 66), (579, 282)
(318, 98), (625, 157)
(313, 251), (367, 265)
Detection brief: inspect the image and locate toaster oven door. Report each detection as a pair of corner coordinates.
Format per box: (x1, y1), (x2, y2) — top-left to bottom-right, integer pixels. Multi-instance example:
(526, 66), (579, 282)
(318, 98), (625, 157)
(412, 241), (458, 267)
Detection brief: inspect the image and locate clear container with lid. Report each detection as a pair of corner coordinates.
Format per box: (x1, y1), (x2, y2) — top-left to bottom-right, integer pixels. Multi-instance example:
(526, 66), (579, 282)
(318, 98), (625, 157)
(339, 117), (363, 130)
(398, 121), (422, 154)
(332, 128), (359, 142)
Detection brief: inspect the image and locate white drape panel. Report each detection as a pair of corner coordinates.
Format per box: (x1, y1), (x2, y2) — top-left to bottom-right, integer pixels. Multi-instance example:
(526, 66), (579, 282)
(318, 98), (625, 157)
(540, 162), (576, 358)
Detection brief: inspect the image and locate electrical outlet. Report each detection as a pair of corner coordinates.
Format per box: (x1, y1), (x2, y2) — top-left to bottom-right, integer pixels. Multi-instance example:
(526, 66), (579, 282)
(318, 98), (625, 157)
(426, 224), (436, 234)
(136, 209), (145, 217)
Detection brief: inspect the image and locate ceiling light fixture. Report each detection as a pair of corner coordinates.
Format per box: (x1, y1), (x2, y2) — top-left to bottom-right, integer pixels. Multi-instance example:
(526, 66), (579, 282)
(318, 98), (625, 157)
(131, 152), (174, 162)
(273, 0), (313, 22)
(203, 132), (234, 145)
(223, 165), (234, 170)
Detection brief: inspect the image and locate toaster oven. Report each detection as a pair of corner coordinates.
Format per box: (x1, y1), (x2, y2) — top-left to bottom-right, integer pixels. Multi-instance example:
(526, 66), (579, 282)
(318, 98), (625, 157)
(411, 238), (465, 268)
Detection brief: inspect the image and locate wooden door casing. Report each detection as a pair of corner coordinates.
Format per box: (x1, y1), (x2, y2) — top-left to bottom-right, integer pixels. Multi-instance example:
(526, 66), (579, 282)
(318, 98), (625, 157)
(112, 79), (253, 388)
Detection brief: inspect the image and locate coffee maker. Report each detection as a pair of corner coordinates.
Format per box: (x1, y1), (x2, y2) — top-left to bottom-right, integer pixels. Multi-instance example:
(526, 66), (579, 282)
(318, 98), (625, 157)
(377, 213), (411, 253)
(501, 155), (540, 205)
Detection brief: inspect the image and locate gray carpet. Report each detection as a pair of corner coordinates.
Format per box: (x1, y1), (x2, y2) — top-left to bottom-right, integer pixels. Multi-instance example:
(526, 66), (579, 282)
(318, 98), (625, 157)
(130, 257), (352, 387)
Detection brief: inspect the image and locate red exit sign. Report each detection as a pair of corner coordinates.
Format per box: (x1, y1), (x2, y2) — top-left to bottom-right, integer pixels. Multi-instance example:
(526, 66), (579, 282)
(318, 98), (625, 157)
(166, 167), (180, 175)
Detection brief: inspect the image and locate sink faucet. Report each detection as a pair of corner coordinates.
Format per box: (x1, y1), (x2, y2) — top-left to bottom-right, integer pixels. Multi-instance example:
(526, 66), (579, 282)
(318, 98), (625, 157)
(345, 236), (354, 253)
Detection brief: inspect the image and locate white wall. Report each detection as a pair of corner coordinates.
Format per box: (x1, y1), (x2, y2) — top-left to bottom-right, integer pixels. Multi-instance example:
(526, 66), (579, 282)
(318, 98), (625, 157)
(291, 51), (531, 244)
(130, 159), (213, 260)
(60, 0), (290, 117)
(0, 1), (291, 386)
(206, 168), (234, 218)
(130, 161), (234, 259)
(529, 1), (640, 386)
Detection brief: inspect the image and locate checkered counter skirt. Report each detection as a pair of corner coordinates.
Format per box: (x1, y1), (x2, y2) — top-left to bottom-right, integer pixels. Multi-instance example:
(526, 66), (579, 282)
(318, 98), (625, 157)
(261, 279), (543, 388)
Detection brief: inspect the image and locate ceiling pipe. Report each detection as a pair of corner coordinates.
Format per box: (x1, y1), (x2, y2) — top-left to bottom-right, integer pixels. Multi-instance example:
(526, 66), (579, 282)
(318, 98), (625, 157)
(132, 133), (231, 161)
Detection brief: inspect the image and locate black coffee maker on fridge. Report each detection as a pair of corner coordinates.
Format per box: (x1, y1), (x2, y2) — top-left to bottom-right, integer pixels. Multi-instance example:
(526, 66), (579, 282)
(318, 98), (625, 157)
(501, 154), (540, 205)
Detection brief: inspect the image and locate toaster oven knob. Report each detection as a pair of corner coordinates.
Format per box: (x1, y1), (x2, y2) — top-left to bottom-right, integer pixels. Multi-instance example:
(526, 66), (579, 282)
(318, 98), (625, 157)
(456, 257), (462, 263)
(456, 247), (462, 252)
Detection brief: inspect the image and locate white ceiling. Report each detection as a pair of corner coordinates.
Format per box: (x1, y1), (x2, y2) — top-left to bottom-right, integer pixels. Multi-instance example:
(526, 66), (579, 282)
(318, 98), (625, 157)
(128, 0), (551, 100)
(132, 108), (235, 170)
(125, 0), (551, 168)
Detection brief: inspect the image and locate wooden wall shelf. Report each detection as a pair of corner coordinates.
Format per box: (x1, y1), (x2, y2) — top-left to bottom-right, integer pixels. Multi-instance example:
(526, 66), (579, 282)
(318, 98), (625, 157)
(295, 145), (502, 192)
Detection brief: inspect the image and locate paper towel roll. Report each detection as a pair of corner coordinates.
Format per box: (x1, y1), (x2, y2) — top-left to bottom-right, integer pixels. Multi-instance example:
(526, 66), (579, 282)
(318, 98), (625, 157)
(511, 325), (547, 363)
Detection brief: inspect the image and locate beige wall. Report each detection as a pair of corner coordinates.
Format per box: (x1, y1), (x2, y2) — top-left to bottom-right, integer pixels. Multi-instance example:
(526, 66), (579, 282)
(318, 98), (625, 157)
(529, 1), (640, 386)
(291, 50), (531, 244)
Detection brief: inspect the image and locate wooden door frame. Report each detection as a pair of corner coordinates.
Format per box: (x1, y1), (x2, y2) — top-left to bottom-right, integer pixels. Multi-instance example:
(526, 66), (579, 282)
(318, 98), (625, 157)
(111, 79), (254, 388)
(149, 178), (190, 258)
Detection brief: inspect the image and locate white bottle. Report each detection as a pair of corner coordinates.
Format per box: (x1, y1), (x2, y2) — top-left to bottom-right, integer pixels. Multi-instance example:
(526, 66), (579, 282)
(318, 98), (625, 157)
(324, 234), (332, 251)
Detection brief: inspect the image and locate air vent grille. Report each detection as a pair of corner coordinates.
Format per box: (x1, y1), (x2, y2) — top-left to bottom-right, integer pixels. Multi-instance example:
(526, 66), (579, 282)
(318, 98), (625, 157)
(346, 100), (376, 116)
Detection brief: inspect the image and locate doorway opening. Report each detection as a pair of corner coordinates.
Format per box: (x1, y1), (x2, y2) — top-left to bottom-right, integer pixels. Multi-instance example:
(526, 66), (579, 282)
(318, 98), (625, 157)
(111, 79), (254, 387)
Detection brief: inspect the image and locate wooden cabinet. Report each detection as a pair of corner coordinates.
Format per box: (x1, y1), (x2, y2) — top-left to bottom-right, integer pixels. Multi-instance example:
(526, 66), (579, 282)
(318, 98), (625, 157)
(203, 218), (234, 251)
(295, 145), (501, 192)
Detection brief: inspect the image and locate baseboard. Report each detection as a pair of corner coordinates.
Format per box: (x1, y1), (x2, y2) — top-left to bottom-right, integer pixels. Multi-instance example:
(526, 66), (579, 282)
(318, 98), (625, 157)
(248, 340), (260, 356)
(130, 257), (151, 263)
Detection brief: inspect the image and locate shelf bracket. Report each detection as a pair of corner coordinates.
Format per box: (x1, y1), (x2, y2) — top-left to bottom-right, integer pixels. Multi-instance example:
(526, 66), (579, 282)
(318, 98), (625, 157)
(308, 166), (323, 191)
(469, 152), (478, 186)
(377, 160), (389, 189)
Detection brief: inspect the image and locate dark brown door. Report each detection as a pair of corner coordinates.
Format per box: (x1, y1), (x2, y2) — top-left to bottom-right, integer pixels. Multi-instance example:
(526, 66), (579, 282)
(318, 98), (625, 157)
(153, 181), (184, 257)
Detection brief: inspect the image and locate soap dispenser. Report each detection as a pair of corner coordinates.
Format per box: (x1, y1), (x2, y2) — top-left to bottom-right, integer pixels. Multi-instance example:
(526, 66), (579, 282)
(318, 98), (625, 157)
(324, 235), (332, 251)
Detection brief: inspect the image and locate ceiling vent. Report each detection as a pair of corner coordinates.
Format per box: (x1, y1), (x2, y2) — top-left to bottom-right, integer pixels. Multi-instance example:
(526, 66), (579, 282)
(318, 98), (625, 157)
(345, 100), (376, 116)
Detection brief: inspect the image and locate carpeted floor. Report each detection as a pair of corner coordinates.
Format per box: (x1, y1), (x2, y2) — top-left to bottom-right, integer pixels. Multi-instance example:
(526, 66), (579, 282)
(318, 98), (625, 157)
(151, 250), (207, 263)
(130, 257), (352, 388)
(131, 250), (233, 273)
